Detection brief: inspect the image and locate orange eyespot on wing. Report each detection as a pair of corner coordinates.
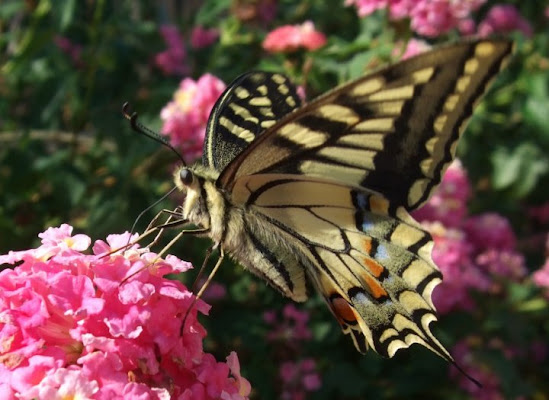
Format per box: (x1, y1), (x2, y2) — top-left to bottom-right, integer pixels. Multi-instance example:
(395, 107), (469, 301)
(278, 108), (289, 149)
(329, 294), (359, 325)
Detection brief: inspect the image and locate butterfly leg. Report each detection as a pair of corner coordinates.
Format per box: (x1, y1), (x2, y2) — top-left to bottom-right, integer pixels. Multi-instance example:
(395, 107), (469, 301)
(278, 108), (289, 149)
(181, 246), (225, 335)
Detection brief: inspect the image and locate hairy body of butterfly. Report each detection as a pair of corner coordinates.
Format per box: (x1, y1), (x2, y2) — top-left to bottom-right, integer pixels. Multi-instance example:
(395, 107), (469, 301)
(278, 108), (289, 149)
(172, 39), (513, 363)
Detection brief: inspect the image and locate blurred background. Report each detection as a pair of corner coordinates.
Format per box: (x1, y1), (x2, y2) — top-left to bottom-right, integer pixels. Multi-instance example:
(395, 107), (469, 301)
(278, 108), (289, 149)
(1, 0), (548, 398)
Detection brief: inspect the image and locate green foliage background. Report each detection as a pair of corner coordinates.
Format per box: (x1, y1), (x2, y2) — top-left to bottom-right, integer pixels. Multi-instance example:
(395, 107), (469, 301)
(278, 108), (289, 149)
(1, 0), (548, 398)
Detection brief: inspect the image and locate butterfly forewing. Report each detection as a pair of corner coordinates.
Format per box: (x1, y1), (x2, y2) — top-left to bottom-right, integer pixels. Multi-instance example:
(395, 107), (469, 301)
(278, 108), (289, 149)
(219, 39), (513, 210)
(203, 71), (302, 171)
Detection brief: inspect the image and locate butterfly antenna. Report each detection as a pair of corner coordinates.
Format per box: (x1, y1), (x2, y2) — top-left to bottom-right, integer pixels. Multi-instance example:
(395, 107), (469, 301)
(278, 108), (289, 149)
(128, 186), (179, 243)
(122, 102), (187, 167)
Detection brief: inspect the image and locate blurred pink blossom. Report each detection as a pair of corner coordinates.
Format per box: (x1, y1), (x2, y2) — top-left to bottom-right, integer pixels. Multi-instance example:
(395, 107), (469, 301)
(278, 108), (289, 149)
(533, 236), (549, 297)
(478, 4), (533, 37)
(279, 358), (321, 399)
(191, 26), (219, 49)
(458, 17), (476, 35)
(197, 279), (227, 302)
(429, 224), (490, 314)
(54, 36), (83, 66)
(533, 259), (549, 295)
(464, 213), (517, 252)
(394, 38), (431, 60)
(345, 0), (486, 37)
(528, 202), (549, 224)
(154, 25), (189, 76)
(160, 74), (226, 160)
(476, 249), (526, 282)
(416, 160), (526, 314)
(450, 339), (504, 400)
(263, 304), (312, 344)
(263, 21), (327, 53)
(0, 224), (251, 399)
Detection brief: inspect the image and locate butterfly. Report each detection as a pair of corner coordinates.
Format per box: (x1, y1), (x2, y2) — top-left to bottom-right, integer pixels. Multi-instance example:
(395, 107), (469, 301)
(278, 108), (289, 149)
(166, 39), (512, 364)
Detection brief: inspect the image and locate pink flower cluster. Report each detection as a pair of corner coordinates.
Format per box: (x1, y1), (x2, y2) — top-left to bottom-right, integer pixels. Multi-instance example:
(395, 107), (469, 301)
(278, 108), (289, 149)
(160, 74), (226, 161)
(263, 305), (321, 398)
(154, 25), (189, 76)
(279, 359), (321, 400)
(191, 26), (219, 49)
(345, 0), (486, 36)
(0, 225), (251, 399)
(532, 236), (549, 298)
(450, 339), (505, 400)
(345, 1), (532, 38)
(413, 161), (527, 314)
(262, 21), (327, 53)
(451, 337), (546, 399)
(54, 36), (83, 67)
(478, 5), (533, 37)
(263, 304), (312, 345)
(394, 38), (431, 60)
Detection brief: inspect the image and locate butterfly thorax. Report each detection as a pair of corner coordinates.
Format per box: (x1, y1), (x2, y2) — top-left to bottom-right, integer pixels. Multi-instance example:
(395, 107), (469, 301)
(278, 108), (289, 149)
(174, 164), (310, 302)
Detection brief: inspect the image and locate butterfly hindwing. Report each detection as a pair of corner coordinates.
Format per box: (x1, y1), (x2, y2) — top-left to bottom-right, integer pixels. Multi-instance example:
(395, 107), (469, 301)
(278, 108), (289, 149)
(219, 39), (513, 210)
(203, 71), (302, 171)
(231, 174), (450, 359)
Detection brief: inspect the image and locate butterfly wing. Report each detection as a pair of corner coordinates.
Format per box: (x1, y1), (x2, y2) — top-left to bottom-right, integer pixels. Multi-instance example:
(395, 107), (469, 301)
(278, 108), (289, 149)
(219, 39), (513, 210)
(232, 174), (449, 359)
(203, 71), (302, 171)
(208, 39), (512, 359)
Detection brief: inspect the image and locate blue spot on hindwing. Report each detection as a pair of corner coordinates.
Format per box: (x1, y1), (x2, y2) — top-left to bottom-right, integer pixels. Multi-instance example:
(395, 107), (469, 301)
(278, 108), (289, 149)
(375, 244), (389, 260)
(354, 192), (368, 210)
(361, 217), (374, 232)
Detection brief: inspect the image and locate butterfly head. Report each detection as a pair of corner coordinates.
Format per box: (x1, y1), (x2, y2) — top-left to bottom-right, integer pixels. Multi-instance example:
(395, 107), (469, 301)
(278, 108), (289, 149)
(173, 166), (203, 225)
(173, 165), (221, 230)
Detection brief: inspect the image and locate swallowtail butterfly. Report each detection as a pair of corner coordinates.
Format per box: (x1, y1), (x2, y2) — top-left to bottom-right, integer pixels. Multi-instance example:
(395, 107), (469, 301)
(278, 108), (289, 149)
(163, 39), (512, 366)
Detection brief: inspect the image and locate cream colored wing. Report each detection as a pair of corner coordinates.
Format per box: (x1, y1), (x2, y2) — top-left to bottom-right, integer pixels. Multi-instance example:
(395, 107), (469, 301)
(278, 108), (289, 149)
(233, 174), (450, 360)
(219, 39), (513, 210)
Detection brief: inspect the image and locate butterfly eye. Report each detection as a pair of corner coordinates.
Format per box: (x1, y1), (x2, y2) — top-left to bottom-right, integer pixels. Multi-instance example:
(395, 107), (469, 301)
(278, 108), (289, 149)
(179, 168), (194, 186)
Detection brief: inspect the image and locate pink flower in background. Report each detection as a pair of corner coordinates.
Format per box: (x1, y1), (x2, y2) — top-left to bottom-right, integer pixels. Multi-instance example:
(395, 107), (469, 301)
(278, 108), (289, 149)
(263, 21), (327, 53)
(450, 339), (503, 399)
(343, 0), (388, 16)
(410, 0), (458, 37)
(414, 160), (471, 228)
(476, 249), (526, 282)
(428, 224), (490, 314)
(191, 26), (219, 49)
(478, 4), (533, 37)
(54, 36), (83, 67)
(394, 38), (431, 60)
(533, 235), (549, 298)
(264, 304), (312, 344)
(415, 160), (527, 314)
(458, 17), (476, 35)
(279, 358), (321, 399)
(160, 74), (226, 160)
(464, 213), (517, 252)
(346, 0), (486, 37)
(0, 225), (251, 399)
(154, 25), (189, 76)
(533, 259), (549, 297)
(528, 202), (549, 224)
